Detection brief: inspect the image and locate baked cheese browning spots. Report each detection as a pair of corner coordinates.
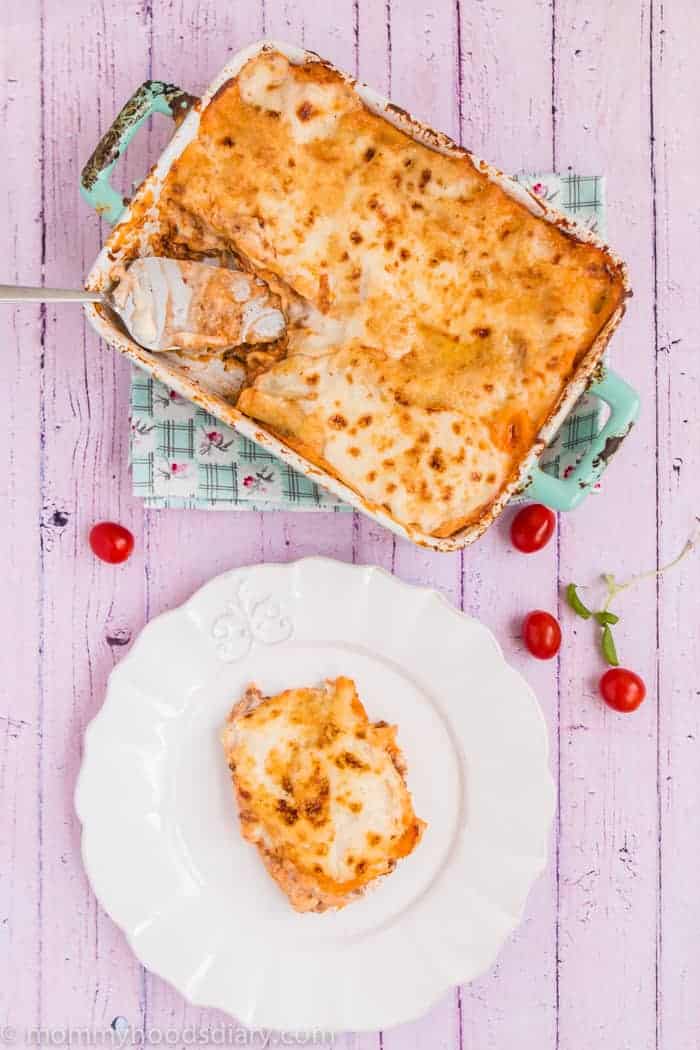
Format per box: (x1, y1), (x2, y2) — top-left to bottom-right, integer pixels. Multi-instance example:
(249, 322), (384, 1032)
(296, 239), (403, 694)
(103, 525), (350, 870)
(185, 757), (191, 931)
(236, 345), (515, 535)
(131, 48), (627, 537)
(220, 677), (425, 912)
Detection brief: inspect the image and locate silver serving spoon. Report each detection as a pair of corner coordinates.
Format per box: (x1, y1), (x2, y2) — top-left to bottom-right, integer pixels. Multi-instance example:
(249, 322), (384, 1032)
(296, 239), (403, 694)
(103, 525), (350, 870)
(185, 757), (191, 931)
(0, 257), (286, 352)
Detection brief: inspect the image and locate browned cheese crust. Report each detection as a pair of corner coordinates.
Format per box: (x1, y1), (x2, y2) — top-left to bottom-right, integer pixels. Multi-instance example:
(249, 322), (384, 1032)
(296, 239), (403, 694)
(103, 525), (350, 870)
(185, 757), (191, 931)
(220, 677), (425, 912)
(142, 49), (627, 536)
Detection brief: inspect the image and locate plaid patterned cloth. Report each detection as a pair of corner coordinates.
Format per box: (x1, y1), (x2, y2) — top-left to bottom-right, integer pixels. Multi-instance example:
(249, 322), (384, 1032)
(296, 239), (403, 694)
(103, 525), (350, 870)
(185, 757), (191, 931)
(130, 173), (606, 510)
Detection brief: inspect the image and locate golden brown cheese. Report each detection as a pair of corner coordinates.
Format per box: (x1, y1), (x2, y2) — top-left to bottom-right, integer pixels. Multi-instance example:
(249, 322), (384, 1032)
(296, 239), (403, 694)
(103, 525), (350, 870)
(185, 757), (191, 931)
(149, 48), (627, 536)
(220, 677), (425, 912)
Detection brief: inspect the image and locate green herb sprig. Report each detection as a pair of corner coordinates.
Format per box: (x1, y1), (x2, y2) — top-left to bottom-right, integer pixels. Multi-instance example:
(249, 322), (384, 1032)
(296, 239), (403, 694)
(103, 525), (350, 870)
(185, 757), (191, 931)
(566, 582), (592, 620)
(567, 582), (620, 664)
(566, 522), (699, 665)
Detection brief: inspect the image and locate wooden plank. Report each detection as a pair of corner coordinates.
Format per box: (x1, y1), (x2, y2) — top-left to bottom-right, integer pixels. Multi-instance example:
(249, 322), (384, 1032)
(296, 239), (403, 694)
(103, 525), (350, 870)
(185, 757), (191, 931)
(459, 0), (554, 169)
(242, 11), (373, 1049)
(371, 2), (462, 1046)
(652, 2), (700, 1047)
(455, 3), (559, 1047)
(351, 0), (397, 575)
(253, 0), (359, 569)
(144, 4), (358, 1044)
(0, 1), (43, 1035)
(263, 0), (355, 72)
(380, 0), (464, 627)
(37, 0), (151, 1033)
(141, 3), (270, 1041)
(554, 4), (659, 1049)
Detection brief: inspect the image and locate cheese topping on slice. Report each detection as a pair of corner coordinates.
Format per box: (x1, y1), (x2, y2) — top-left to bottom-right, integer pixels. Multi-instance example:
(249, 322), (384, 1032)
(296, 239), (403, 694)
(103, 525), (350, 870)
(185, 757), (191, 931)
(221, 677), (425, 912)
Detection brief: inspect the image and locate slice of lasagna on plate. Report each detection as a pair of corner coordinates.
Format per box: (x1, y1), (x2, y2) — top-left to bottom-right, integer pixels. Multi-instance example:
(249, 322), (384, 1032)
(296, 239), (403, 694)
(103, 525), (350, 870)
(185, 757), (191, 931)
(220, 676), (425, 912)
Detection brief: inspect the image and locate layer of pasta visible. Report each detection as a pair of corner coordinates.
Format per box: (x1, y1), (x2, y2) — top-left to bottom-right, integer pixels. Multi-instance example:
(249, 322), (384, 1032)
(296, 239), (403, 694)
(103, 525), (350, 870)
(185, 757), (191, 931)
(144, 48), (626, 536)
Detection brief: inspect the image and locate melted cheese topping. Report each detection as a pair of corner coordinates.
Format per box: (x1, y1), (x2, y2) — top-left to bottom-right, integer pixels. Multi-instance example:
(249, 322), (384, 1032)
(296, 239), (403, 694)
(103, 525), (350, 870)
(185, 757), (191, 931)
(221, 677), (424, 912)
(146, 49), (626, 536)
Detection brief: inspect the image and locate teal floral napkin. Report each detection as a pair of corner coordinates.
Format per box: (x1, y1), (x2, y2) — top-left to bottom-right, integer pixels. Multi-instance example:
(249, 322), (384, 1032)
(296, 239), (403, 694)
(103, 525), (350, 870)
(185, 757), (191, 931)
(130, 173), (606, 510)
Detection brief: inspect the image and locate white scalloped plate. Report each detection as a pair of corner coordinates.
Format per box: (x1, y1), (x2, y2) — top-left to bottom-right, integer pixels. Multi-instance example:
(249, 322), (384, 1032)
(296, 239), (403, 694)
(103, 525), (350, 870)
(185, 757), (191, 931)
(75, 558), (555, 1032)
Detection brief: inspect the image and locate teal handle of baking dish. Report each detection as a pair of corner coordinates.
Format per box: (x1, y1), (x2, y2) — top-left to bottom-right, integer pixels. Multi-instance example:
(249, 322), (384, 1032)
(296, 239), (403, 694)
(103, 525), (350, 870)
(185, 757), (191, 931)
(80, 80), (195, 225)
(526, 369), (640, 511)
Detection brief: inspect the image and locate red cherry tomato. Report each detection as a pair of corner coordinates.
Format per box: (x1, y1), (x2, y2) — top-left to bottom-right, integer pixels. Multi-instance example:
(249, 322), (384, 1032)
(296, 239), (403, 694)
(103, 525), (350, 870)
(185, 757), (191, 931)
(523, 610), (562, 659)
(511, 504), (556, 553)
(600, 668), (646, 713)
(89, 521), (134, 564)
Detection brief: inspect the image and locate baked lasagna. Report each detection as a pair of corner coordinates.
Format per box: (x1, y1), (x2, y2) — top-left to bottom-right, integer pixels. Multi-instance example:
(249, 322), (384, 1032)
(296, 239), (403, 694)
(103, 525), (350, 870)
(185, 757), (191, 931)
(117, 46), (628, 538)
(221, 677), (425, 912)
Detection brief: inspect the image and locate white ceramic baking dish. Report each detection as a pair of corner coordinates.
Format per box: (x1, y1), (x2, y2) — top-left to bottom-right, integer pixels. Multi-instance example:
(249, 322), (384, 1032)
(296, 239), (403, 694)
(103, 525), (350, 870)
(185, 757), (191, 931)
(81, 39), (638, 551)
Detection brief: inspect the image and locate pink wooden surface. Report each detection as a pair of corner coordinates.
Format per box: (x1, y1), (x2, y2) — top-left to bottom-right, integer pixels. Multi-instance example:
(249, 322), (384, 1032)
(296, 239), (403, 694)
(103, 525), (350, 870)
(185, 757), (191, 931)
(1, 1), (698, 1047)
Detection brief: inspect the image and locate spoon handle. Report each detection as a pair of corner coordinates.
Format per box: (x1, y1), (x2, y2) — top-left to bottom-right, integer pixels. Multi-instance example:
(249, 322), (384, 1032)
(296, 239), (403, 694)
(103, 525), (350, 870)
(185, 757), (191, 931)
(0, 284), (103, 303)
